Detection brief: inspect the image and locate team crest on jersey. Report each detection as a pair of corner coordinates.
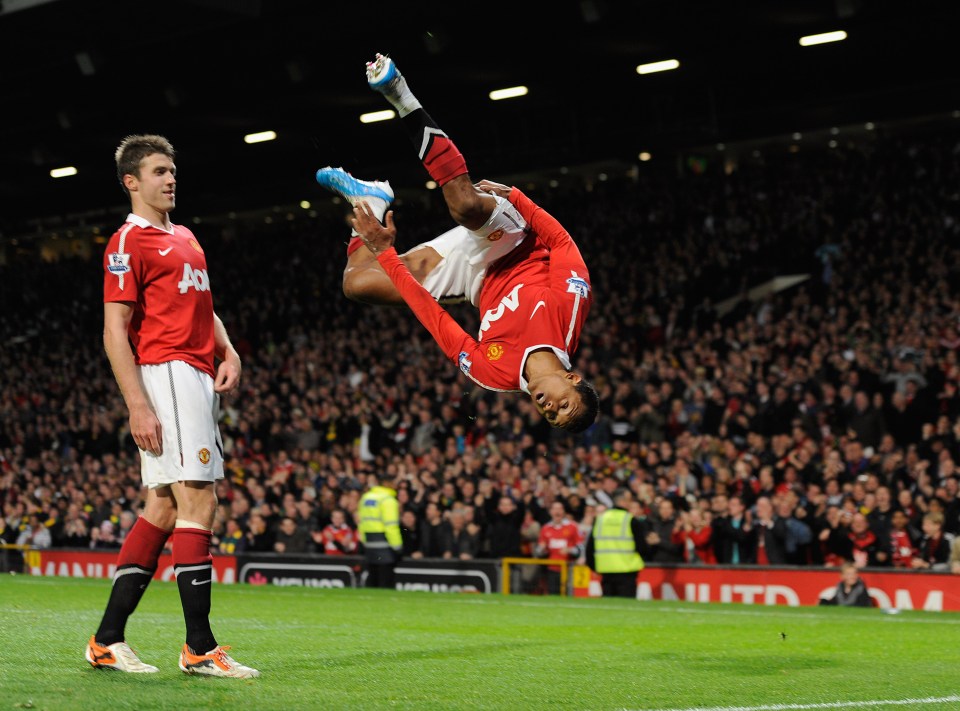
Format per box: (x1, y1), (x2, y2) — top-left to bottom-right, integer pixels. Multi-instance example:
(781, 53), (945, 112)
(188, 239), (204, 254)
(566, 272), (590, 297)
(197, 447), (211, 465)
(458, 351), (473, 375)
(487, 228), (504, 242)
(106, 252), (131, 275)
(486, 343), (504, 361)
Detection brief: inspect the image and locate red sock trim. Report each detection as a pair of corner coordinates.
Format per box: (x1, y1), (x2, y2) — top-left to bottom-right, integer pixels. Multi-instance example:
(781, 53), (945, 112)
(172, 527), (213, 565)
(117, 517), (170, 570)
(346, 236), (364, 256)
(423, 135), (468, 186)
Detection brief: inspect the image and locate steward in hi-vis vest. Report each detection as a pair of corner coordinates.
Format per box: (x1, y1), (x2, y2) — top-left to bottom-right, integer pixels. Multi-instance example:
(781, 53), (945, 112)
(358, 475), (404, 589)
(585, 488), (656, 598)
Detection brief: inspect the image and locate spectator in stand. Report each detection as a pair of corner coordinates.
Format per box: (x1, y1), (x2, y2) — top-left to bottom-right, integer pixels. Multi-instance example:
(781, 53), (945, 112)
(418, 501), (445, 558)
(847, 512), (886, 568)
(889, 509), (919, 569)
(481, 492), (525, 559)
(672, 508), (716, 564)
(15, 513), (52, 550)
(217, 519), (246, 555)
(245, 512), (275, 553)
(751, 496), (788, 565)
(817, 506), (853, 567)
(316, 508), (358, 556)
(116, 510), (137, 547)
(520, 507), (542, 557)
(274, 516), (312, 554)
(400, 509), (422, 558)
(648, 498), (684, 563)
(90, 520), (120, 550)
(439, 508), (479, 560)
(911, 511), (951, 571)
(848, 392), (885, 450)
(819, 562), (873, 607)
(60, 504), (91, 548)
(713, 495), (754, 564)
(775, 494), (813, 565)
(867, 486), (897, 547)
(536, 501), (583, 594)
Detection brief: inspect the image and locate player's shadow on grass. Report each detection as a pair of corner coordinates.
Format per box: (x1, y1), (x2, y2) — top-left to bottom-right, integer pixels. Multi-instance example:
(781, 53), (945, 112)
(316, 641), (534, 669)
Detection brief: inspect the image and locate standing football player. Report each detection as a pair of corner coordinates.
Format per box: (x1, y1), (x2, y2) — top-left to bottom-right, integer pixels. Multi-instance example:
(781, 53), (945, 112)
(87, 134), (258, 678)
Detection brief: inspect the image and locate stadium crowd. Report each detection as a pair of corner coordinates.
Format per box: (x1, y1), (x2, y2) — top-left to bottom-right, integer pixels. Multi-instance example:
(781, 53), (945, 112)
(3, 122), (960, 576)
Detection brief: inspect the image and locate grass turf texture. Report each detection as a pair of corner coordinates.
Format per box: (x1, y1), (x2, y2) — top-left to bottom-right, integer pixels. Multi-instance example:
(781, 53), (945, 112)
(0, 575), (957, 711)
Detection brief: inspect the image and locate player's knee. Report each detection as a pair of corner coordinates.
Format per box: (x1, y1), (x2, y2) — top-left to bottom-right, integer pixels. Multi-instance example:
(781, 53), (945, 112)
(342, 273), (367, 302)
(448, 203), (488, 230)
(445, 183), (489, 230)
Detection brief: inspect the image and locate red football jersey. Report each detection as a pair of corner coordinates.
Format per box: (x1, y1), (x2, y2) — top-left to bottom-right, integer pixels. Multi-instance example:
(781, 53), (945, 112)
(538, 519), (583, 571)
(321, 523), (358, 555)
(377, 188), (591, 392)
(103, 214), (215, 377)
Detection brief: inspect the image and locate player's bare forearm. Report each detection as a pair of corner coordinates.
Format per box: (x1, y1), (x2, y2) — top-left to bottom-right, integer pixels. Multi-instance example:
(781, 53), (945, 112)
(213, 313), (241, 393)
(103, 301), (163, 454)
(352, 201), (396, 255)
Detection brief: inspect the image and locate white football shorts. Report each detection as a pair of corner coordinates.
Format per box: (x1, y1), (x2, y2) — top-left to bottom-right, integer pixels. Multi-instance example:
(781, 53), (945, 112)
(138, 360), (224, 489)
(413, 194), (528, 307)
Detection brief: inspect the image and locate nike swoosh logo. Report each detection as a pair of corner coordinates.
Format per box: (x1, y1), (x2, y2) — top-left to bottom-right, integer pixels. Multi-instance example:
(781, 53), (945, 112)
(530, 300), (546, 319)
(191, 578), (212, 586)
(158, 247), (173, 256)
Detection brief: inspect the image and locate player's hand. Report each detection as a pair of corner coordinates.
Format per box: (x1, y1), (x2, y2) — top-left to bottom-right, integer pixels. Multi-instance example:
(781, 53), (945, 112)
(130, 403), (163, 456)
(475, 179), (512, 198)
(352, 201), (396, 255)
(215, 354), (241, 393)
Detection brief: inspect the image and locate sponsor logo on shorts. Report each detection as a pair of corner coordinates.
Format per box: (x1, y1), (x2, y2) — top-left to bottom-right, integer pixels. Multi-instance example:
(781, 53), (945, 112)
(188, 239), (204, 254)
(458, 352), (472, 375)
(198, 448), (211, 465)
(486, 344), (504, 361)
(107, 252), (131, 274)
(487, 228), (504, 242)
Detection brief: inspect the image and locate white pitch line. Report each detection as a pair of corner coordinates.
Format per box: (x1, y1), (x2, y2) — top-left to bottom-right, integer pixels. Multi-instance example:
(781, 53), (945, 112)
(636, 694), (960, 711)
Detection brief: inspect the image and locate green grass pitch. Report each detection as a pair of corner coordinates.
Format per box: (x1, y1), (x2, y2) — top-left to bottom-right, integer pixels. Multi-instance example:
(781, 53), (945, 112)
(0, 575), (957, 710)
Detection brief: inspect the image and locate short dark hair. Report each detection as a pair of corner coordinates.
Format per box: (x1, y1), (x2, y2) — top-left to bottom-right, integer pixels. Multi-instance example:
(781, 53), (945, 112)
(564, 378), (599, 434)
(115, 134), (175, 196)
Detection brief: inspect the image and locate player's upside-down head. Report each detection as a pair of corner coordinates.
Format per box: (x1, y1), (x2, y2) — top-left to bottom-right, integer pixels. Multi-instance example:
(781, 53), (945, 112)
(530, 371), (599, 433)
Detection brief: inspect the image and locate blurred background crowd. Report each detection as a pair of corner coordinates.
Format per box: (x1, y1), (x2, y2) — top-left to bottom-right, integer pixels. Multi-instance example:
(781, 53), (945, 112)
(3, 122), (960, 575)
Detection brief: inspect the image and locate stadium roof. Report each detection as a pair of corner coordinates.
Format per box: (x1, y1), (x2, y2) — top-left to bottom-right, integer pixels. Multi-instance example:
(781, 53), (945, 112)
(1, 0), (958, 237)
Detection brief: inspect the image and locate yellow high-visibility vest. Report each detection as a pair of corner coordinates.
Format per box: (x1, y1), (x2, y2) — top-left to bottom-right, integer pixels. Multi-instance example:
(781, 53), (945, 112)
(592, 508), (643, 573)
(358, 486), (402, 550)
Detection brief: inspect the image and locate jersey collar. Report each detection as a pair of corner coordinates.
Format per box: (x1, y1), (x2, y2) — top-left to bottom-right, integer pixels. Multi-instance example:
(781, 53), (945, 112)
(518, 345), (571, 393)
(126, 213), (175, 234)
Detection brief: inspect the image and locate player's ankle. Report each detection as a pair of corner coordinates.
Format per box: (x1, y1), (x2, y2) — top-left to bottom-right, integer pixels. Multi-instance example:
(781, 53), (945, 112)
(384, 77), (421, 118)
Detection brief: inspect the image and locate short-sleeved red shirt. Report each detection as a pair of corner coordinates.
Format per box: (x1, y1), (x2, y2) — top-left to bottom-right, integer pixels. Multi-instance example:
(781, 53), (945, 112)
(103, 214), (215, 377)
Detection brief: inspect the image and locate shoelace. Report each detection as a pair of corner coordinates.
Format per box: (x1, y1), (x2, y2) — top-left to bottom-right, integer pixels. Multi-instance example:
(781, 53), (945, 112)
(211, 646), (232, 665)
